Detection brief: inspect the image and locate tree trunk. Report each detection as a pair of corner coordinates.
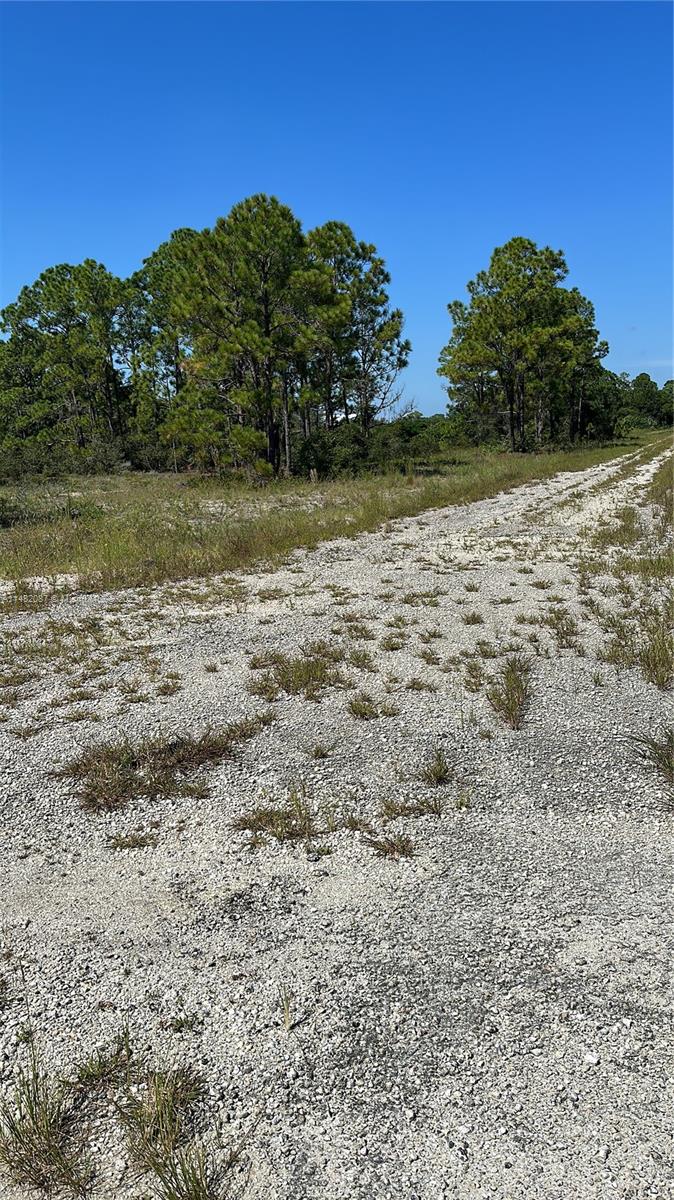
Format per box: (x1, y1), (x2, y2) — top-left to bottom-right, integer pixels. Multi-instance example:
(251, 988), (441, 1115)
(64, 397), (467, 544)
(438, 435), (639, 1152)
(282, 384), (291, 476)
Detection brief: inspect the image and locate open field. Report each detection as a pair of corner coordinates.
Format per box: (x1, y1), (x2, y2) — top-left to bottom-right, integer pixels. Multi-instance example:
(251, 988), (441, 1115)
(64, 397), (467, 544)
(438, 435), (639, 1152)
(0, 437), (672, 1200)
(0, 434), (668, 597)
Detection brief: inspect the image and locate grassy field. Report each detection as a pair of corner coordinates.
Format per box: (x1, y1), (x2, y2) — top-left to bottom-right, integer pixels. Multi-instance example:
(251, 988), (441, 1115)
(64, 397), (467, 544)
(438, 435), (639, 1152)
(0, 431), (669, 597)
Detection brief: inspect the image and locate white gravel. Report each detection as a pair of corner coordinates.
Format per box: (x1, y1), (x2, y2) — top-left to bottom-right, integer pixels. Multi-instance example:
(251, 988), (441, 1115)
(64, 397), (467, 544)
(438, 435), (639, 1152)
(0, 448), (672, 1199)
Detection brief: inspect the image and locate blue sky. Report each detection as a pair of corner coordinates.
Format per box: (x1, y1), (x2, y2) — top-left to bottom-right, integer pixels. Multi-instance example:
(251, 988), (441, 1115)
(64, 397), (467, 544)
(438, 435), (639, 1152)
(1, 1), (672, 413)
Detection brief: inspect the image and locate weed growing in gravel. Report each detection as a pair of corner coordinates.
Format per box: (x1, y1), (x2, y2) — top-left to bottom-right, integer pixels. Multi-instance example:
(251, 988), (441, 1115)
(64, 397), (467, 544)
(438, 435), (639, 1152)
(381, 794), (445, 820)
(233, 784), (318, 844)
(380, 633), (405, 652)
(463, 610), (484, 626)
(463, 658), (484, 693)
(117, 1067), (202, 1175)
(419, 748), (452, 786)
(402, 589), (442, 608)
(417, 646), (440, 666)
(348, 648), (377, 671)
(363, 832), (415, 859)
(543, 606), (582, 650)
(248, 642), (348, 701)
(628, 728), (673, 800)
(0, 1049), (91, 1195)
(107, 831), (159, 850)
(486, 655), (532, 729)
(61, 713), (273, 812)
(405, 676), (438, 693)
(149, 1142), (235, 1200)
(278, 984), (295, 1033)
(308, 740), (332, 759)
(418, 628), (443, 643)
(386, 614), (415, 629)
(348, 692), (399, 720)
(75, 1027), (134, 1090)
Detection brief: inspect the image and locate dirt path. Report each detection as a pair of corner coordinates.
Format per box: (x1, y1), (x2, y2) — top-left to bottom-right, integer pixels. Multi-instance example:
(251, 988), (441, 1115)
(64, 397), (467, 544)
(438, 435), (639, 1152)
(1, 448), (671, 1200)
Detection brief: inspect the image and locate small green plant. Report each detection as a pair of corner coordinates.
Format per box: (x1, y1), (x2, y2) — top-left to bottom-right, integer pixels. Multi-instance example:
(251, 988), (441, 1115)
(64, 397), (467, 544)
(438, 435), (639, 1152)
(543, 606), (581, 650)
(308, 740), (332, 759)
(381, 793), (444, 820)
(60, 712), (273, 813)
(463, 610), (484, 626)
(107, 830), (159, 851)
(380, 634), (405, 652)
(405, 676), (437, 693)
(278, 983), (294, 1032)
(628, 728), (673, 799)
(348, 692), (398, 720)
(75, 1026), (133, 1089)
(0, 1049), (91, 1195)
(233, 784), (318, 844)
(402, 589), (442, 608)
(149, 1141), (234, 1200)
(417, 646), (440, 666)
(463, 658), (484, 693)
(364, 832), (415, 859)
(248, 643), (347, 701)
(117, 1066), (202, 1174)
(486, 654), (532, 730)
(419, 748), (452, 786)
(348, 648), (377, 671)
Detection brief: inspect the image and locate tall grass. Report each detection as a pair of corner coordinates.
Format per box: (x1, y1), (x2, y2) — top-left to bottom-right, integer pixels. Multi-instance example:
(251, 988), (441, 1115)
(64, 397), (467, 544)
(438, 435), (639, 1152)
(0, 435), (663, 594)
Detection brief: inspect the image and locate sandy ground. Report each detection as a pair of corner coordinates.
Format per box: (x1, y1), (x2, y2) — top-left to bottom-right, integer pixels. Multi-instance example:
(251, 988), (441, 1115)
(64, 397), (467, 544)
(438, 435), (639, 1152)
(0, 447), (671, 1200)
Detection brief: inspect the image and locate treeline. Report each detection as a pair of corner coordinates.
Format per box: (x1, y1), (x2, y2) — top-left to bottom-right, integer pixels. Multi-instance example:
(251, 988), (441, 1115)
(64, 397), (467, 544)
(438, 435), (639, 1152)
(0, 198), (670, 480)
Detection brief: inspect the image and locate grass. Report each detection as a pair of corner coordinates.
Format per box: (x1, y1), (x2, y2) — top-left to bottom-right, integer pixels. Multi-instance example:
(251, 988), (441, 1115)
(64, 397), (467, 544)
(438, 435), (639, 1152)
(308, 740), (332, 759)
(0, 1023), (238, 1200)
(348, 692), (399, 720)
(148, 1142), (235, 1200)
(628, 728), (673, 800)
(419, 747), (452, 786)
(0, 438), (659, 595)
(381, 793), (445, 820)
(543, 606), (582, 650)
(117, 1067), (202, 1174)
(463, 658), (484, 693)
(462, 610), (484, 626)
(248, 641), (347, 701)
(107, 830), (159, 850)
(486, 654), (532, 729)
(60, 713), (273, 812)
(0, 1050), (90, 1196)
(363, 832), (415, 859)
(232, 784), (319, 844)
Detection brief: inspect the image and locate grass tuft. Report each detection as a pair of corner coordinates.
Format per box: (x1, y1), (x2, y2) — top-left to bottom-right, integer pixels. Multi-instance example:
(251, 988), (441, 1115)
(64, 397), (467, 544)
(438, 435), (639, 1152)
(363, 832), (415, 859)
(628, 727), (673, 800)
(0, 1051), (90, 1195)
(419, 748), (453, 786)
(486, 654), (532, 729)
(60, 713), (273, 813)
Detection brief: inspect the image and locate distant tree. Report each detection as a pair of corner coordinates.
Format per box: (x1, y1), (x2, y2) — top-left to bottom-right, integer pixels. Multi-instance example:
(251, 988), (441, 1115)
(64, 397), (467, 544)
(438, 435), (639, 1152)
(630, 372), (670, 426)
(0, 260), (132, 466)
(660, 379), (674, 425)
(438, 237), (608, 449)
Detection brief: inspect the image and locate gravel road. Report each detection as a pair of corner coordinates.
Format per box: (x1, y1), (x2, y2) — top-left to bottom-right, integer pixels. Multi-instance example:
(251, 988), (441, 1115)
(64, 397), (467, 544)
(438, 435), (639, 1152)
(1, 448), (671, 1200)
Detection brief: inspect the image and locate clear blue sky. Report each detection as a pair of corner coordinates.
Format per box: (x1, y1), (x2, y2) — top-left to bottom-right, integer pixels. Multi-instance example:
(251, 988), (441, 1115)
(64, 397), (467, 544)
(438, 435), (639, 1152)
(1, 1), (672, 413)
